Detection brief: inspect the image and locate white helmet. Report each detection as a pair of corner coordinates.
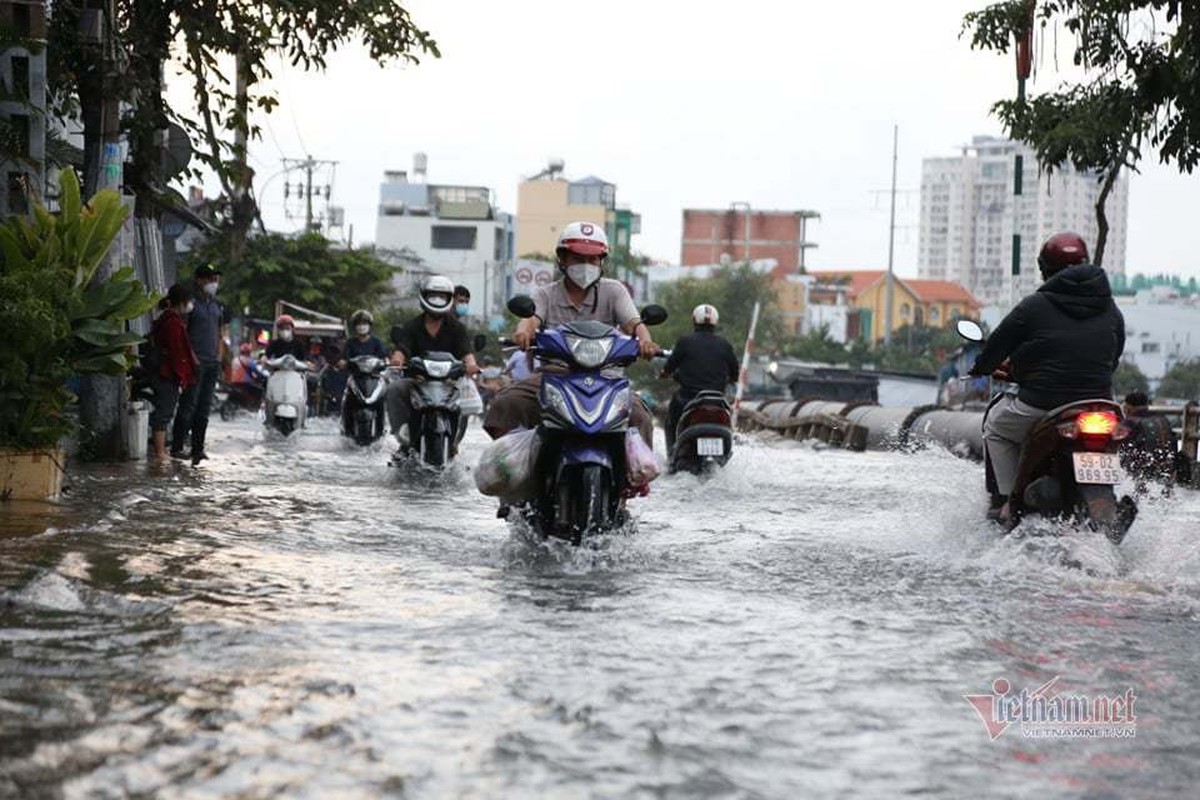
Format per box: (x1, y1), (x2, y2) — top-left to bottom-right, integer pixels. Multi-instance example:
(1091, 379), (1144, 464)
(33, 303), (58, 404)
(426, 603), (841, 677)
(692, 304), (719, 326)
(556, 221), (609, 258)
(420, 275), (455, 315)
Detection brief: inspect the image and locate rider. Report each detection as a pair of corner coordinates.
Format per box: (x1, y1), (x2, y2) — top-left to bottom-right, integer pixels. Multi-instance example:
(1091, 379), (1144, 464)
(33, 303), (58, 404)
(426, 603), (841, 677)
(968, 231), (1126, 521)
(662, 304), (739, 454)
(265, 314), (307, 360)
(1119, 391), (1179, 489)
(339, 310), (387, 365)
(386, 275), (480, 450)
(483, 221), (659, 446)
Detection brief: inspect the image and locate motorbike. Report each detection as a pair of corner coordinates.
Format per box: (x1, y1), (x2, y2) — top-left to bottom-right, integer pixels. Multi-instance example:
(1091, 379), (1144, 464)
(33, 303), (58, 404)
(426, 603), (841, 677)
(669, 389), (733, 475)
(501, 296), (668, 545)
(342, 355), (389, 446)
(399, 351), (467, 468)
(957, 319), (1137, 543)
(263, 355), (310, 436)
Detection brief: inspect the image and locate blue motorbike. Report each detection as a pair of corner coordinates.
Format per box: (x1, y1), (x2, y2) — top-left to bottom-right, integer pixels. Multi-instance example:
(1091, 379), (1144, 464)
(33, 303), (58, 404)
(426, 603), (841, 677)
(505, 296), (668, 544)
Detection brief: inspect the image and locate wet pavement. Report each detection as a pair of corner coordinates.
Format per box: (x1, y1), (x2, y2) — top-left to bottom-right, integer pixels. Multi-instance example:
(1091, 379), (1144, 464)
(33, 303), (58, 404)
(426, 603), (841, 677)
(2, 416), (1199, 798)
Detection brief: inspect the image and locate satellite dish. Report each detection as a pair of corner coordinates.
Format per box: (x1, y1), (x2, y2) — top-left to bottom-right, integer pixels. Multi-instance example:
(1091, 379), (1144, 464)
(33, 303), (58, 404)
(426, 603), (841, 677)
(161, 122), (193, 179)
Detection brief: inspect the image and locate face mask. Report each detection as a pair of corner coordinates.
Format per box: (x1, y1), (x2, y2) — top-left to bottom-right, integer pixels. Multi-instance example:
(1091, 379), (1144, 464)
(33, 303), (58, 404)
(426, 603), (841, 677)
(279, 329), (293, 341)
(184, 301), (195, 313)
(455, 303), (470, 317)
(566, 263), (601, 290)
(203, 281), (219, 296)
(355, 324), (370, 336)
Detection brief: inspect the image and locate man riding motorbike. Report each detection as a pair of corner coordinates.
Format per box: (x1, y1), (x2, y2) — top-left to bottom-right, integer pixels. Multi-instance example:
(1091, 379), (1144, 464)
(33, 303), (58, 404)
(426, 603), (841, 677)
(339, 309), (388, 437)
(386, 275), (480, 455)
(662, 304), (739, 454)
(968, 231), (1125, 522)
(265, 314), (307, 360)
(482, 221), (659, 446)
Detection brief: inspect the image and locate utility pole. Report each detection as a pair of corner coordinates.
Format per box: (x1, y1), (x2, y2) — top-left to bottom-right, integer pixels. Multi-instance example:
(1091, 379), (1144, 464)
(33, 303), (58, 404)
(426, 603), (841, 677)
(282, 155), (338, 233)
(1011, 0), (1035, 309)
(884, 124), (898, 346)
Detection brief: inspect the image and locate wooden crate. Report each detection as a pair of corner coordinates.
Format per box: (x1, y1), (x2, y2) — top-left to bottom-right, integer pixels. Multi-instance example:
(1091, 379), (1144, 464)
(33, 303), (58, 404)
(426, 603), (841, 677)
(0, 449), (66, 502)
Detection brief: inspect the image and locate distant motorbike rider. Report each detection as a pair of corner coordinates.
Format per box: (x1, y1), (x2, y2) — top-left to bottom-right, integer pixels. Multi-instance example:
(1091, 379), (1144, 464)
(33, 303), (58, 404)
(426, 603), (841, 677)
(386, 275), (480, 451)
(662, 304), (739, 454)
(968, 232), (1126, 521)
(339, 309), (387, 365)
(1119, 391), (1179, 489)
(453, 284), (472, 319)
(484, 221), (659, 447)
(265, 314), (307, 360)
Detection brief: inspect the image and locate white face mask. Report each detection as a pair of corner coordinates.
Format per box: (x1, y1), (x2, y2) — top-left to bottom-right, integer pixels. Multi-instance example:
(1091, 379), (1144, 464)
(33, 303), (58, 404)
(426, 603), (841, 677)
(355, 324), (370, 336)
(279, 329), (294, 341)
(566, 263), (601, 290)
(203, 281), (219, 296)
(184, 301), (195, 313)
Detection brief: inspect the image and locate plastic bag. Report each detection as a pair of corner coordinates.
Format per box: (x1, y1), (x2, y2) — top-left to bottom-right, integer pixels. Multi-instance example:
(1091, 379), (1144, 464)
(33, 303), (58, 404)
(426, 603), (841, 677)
(475, 427), (541, 499)
(457, 376), (484, 416)
(625, 429), (661, 486)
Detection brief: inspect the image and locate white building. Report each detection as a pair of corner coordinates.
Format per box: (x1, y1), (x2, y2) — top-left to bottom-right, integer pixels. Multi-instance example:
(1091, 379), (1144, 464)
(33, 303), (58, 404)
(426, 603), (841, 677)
(1115, 291), (1200, 391)
(918, 135), (1128, 305)
(374, 155), (514, 321)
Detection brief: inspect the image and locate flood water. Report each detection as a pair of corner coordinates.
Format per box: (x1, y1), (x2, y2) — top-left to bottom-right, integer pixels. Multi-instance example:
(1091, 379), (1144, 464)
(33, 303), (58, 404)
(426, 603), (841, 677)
(2, 416), (1199, 798)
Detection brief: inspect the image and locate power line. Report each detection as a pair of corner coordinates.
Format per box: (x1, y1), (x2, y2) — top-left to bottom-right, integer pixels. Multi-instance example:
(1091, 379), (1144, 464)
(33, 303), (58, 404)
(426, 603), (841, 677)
(280, 155), (339, 234)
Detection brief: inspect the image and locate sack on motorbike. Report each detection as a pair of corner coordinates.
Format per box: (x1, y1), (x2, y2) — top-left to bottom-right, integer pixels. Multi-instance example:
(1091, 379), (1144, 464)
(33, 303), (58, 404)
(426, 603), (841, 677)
(625, 428), (661, 486)
(475, 427), (541, 499)
(457, 377), (484, 416)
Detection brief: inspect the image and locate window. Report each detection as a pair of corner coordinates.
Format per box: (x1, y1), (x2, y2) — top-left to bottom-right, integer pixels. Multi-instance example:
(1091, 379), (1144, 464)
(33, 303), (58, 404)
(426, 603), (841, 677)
(11, 56), (29, 99)
(8, 172), (28, 215)
(431, 225), (477, 250)
(900, 302), (911, 319)
(929, 306), (940, 321)
(1141, 342), (1160, 354)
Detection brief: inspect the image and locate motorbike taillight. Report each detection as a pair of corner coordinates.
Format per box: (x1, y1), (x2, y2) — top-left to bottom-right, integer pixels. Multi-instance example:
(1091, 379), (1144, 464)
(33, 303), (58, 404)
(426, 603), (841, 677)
(685, 406), (731, 427)
(1076, 411), (1118, 435)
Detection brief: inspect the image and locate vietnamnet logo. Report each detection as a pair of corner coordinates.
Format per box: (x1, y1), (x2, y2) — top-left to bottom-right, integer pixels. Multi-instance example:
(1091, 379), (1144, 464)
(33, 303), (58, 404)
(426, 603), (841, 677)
(964, 676), (1138, 740)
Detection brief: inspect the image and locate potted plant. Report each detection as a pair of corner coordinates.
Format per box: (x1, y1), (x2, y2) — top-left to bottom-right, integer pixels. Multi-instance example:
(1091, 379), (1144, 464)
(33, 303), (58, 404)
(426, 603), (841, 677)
(0, 168), (157, 500)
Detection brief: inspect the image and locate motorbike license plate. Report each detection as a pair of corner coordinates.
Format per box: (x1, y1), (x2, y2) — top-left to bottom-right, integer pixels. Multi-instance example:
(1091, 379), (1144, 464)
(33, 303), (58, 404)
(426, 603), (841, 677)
(1072, 452), (1123, 484)
(696, 437), (724, 457)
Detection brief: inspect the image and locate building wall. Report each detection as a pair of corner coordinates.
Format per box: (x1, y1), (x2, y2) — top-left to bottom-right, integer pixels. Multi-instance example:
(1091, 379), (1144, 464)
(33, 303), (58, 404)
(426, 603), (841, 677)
(515, 179), (608, 258)
(681, 209), (812, 270)
(0, 0), (48, 216)
(855, 278), (922, 342)
(918, 135), (1129, 305)
(1114, 296), (1200, 388)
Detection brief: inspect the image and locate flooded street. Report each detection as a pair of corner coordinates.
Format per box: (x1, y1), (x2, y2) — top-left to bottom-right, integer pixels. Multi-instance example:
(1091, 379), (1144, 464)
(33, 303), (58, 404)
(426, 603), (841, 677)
(3, 416), (1200, 798)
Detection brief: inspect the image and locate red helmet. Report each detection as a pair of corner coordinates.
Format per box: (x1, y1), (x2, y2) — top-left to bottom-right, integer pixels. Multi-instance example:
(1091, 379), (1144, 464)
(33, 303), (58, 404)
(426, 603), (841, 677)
(275, 314), (295, 330)
(1037, 232), (1089, 275)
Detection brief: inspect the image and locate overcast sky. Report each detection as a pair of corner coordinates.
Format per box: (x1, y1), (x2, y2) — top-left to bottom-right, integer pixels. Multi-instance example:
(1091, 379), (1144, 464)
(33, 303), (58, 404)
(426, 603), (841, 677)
(193, 0), (1200, 279)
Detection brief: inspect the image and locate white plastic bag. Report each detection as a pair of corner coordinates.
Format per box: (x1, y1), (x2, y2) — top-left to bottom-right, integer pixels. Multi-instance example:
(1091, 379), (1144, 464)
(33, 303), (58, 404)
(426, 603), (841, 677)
(475, 428), (541, 499)
(457, 376), (484, 416)
(625, 429), (661, 486)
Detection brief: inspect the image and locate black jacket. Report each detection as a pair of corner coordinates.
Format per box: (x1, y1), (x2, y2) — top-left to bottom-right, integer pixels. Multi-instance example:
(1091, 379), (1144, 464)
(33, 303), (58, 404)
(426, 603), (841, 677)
(265, 338), (307, 360)
(970, 264), (1125, 410)
(664, 330), (739, 399)
(391, 314), (472, 360)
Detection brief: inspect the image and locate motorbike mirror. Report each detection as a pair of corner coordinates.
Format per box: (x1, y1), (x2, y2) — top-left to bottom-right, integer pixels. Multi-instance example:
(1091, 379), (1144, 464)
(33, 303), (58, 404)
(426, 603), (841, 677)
(640, 305), (668, 326)
(507, 295), (536, 319)
(473, 333), (488, 352)
(955, 319), (985, 343)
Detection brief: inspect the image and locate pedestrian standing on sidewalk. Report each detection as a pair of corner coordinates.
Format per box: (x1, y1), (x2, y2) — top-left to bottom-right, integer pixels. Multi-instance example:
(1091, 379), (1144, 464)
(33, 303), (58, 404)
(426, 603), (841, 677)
(150, 284), (197, 460)
(172, 263), (227, 464)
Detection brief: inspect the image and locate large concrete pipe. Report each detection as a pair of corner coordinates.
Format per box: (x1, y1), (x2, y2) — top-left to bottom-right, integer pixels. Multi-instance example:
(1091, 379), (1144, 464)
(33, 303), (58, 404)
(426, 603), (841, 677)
(907, 408), (985, 459)
(841, 405), (920, 450)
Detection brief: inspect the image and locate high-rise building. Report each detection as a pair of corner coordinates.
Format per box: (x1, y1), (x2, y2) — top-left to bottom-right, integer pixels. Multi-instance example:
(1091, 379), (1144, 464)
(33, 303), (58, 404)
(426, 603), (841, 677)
(0, 1), (48, 216)
(917, 135), (1128, 304)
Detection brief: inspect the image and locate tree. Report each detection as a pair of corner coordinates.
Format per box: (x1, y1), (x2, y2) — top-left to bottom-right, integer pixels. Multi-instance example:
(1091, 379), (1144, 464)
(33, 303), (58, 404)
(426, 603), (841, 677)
(963, 1), (1200, 265)
(1157, 358), (1200, 400)
(652, 263), (783, 354)
(189, 232), (396, 321)
(1113, 360), (1150, 396)
(780, 326), (850, 364)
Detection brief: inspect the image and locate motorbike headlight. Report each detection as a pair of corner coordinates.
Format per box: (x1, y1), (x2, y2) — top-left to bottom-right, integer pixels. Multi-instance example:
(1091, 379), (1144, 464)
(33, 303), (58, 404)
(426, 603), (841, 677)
(605, 387), (630, 424)
(424, 360), (452, 379)
(566, 335), (614, 369)
(543, 382), (573, 421)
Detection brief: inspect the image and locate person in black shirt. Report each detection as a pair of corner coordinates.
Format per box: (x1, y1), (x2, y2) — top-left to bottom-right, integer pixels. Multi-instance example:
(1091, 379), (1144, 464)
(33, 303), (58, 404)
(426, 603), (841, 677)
(969, 232), (1125, 521)
(265, 314), (308, 360)
(662, 303), (739, 453)
(339, 309), (388, 363)
(385, 276), (479, 449)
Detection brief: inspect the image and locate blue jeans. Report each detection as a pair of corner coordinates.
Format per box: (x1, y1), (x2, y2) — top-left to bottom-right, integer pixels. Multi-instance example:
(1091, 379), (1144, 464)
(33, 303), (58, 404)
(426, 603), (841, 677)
(172, 361), (220, 453)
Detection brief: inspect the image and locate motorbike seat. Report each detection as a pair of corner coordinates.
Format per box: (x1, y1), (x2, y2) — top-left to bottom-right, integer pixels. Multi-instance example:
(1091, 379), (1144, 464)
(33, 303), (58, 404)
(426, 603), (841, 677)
(682, 391), (731, 414)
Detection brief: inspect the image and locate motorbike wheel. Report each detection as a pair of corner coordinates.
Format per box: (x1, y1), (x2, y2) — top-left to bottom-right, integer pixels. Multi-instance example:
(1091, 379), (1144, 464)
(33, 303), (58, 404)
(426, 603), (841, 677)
(571, 464), (611, 545)
(422, 431), (450, 468)
(275, 418), (296, 437)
